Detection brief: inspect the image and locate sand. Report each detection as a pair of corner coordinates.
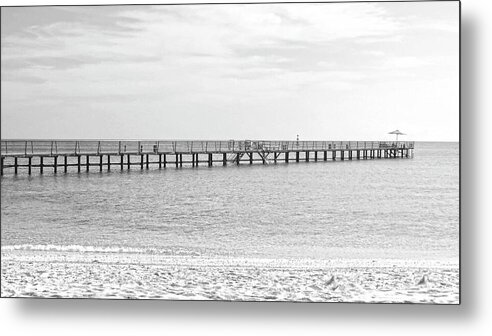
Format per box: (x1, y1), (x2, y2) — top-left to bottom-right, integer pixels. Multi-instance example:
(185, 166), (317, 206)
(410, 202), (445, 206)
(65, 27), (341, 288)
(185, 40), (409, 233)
(1, 250), (459, 303)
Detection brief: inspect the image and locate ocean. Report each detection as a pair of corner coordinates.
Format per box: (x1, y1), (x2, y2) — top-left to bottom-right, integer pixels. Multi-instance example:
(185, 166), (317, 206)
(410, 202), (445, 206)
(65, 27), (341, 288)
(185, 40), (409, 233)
(0, 142), (459, 262)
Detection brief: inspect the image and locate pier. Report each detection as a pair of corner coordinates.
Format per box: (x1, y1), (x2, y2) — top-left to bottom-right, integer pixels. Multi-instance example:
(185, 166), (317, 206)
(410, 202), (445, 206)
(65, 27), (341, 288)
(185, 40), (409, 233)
(0, 140), (414, 175)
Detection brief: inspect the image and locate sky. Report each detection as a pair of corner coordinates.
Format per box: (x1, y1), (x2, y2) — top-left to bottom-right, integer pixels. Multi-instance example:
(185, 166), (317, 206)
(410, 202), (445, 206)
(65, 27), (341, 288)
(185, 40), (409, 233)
(0, 1), (459, 141)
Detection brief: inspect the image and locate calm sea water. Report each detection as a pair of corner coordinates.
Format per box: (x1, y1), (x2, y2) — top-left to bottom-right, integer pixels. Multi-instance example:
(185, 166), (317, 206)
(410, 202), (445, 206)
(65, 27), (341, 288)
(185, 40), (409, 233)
(1, 142), (459, 260)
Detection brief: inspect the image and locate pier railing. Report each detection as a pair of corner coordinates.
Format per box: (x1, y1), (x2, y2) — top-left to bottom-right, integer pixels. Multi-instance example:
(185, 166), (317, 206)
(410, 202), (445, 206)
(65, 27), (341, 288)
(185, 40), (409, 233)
(1, 140), (414, 157)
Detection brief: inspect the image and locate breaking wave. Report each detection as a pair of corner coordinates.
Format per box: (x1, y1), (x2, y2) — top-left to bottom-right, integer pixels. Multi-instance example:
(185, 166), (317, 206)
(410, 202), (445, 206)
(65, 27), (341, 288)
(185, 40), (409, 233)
(1, 244), (201, 256)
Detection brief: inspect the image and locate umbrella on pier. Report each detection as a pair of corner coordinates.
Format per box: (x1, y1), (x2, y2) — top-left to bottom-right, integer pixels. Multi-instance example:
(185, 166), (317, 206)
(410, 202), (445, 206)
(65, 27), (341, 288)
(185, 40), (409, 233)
(388, 130), (406, 142)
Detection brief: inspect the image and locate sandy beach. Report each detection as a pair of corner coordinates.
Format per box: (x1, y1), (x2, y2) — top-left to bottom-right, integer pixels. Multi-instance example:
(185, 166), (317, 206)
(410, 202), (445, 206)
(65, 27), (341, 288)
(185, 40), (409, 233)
(1, 250), (459, 303)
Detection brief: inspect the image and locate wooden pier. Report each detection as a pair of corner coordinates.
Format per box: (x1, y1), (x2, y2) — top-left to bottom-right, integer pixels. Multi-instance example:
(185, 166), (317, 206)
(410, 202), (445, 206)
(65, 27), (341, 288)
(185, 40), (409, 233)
(0, 140), (414, 175)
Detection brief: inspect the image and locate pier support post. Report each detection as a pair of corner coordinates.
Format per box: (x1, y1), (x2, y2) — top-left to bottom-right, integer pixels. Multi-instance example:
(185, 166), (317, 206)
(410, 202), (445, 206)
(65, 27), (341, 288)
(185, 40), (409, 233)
(40, 156), (44, 174)
(14, 157), (18, 174)
(140, 154), (144, 169)
(127, 154), (131, 169)
(77, 156), (81, 173)
(86, 155), (90, 171)
(305, 151), (309, 162)
(0, 157), (3, 176)
(28, 157), (32, 175)
(100, 155), (103, 172)
(146, 154), (149, 169)
(236, 153), (241, 165)
(159, 154), (162, 168)
(64, 156), (68, 173)
(53, 156), (57, 173)
(249, 153), (253, 165)
(324, 151), (327, 161)
(163, 154), (167, 168)
(223, 153), (227, 166)
(108, 155), (111, 171)
(208, 153), (213, 167)
(121, 155), (124, 170)
(349, 151), (352, 160)
(314, 151), (318, 162)
(332, 151), (336, 161)
(341, 151), (345, 161)
(274, 153), (278, 164)
(296, 152), (299, 162)
(285, 152), (289, 163)
(180, 154), (183, 167)
(175, 154), (179, 168)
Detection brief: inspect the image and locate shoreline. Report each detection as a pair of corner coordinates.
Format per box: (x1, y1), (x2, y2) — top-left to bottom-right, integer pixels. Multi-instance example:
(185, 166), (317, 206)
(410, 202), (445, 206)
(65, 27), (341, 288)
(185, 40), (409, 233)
(1, 249), (458, 269)
(1, 250), (459, 303)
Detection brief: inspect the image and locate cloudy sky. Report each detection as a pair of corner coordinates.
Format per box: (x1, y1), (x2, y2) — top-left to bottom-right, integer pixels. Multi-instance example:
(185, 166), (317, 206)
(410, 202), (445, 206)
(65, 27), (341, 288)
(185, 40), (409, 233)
(1, 2), (459, 141)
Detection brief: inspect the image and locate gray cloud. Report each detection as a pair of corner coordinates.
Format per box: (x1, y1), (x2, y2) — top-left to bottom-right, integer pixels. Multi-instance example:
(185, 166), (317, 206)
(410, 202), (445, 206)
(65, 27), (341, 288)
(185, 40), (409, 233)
(1, 72), (46, 84)
(1, 6), (145, 38)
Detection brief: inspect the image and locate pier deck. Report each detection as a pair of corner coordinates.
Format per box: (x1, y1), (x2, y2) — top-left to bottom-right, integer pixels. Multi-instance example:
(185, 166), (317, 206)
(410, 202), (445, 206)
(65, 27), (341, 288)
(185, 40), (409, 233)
(0, 140), (414, 175)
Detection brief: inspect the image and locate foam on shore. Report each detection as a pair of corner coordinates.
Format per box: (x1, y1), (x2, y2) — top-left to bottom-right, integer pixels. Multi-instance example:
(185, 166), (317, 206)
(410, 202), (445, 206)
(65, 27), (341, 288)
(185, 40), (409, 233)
(1, 249), (459, 303)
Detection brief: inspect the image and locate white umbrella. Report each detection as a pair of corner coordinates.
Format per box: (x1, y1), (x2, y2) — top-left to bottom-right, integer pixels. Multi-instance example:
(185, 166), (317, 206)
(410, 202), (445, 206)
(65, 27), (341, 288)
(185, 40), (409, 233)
(388, 130), (406, 142)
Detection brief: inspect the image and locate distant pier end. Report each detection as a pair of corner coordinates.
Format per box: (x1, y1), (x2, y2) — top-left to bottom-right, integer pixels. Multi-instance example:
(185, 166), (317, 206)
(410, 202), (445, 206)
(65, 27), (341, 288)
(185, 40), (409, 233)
(0, 140), (414, 175)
